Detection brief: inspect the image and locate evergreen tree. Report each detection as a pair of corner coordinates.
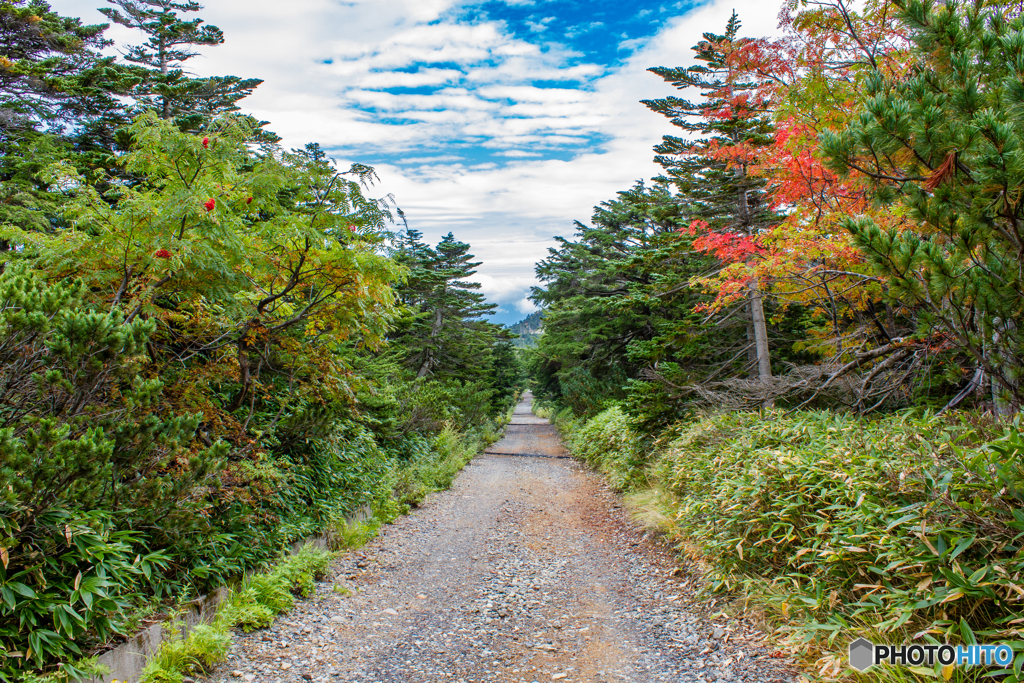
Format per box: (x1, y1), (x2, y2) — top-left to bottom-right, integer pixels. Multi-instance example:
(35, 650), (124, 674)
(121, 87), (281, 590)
(530, 181), (739, 423)
(0, 0), (132, 136)
(0, 0), (138, 241)
(391, 230), (498, 379)
(642, 12), (777, 386)
(100, 0), (265, 131)
(822, 0), (1024, 412)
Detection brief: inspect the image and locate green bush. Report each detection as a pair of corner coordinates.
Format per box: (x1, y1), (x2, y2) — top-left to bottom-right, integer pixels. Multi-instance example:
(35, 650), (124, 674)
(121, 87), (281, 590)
(392, 425), (493, 507)
(652, 410), (1024, 672)
(219, 546), (334, 634)
(0, 269), (225, 682)
(138, 624), (230, 683)
(563, 407), (648, 491)
(554, 403), (1024, 678)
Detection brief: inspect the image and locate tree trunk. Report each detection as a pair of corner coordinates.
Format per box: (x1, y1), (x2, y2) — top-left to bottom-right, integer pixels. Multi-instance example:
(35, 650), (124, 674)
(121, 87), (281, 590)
(159, 33), (170, 119)
(749, 278), (771, 382)
(737, 178), (771, 395)
(227, 320), (256, 411)
(745, 300), (757, 368)
(416, 308), (444, 378)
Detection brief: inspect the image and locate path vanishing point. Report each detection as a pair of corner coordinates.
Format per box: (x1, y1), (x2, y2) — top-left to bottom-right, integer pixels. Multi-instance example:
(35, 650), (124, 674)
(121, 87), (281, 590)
(210, 393), (798, 683)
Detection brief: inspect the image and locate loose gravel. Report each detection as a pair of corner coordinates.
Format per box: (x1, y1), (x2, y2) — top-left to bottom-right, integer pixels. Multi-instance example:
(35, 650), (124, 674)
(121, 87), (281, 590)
(208, 394), (798, 683)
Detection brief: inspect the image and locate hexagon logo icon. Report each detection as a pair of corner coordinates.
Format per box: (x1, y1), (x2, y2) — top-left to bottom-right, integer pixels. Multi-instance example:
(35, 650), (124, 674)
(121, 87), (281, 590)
(849, 638), (875, 672)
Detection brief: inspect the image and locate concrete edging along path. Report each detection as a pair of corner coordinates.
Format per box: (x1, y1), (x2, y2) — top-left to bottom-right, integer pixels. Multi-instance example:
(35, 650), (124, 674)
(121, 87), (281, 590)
(203, 393), (798, 683)
(87, 507), (373, 683)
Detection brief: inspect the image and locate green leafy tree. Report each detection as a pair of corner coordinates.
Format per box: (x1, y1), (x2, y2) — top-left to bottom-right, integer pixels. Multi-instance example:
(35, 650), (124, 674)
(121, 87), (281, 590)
(6, 113), (401, 436)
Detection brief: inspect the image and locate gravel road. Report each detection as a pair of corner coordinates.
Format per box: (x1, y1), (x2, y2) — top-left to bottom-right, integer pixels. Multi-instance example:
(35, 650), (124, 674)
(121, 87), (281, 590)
(211, 394), (797, 683)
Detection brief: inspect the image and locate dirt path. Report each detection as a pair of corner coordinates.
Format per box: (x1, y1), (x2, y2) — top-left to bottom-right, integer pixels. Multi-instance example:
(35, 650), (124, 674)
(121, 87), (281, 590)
(212, 394), (797, 683)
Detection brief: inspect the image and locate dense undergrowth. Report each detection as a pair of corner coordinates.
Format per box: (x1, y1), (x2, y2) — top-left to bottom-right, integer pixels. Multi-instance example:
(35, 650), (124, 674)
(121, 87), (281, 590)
(542, 402), (1024, 681)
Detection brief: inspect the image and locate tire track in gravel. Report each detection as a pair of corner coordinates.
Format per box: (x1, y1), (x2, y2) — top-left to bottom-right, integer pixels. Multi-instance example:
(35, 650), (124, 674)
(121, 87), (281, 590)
(211, 394), (798, 683)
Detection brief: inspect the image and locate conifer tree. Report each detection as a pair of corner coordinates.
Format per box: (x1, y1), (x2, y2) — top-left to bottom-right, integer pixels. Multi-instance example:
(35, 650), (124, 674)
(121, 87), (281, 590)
(529, 181), (740, 422)
(642, 12), (776, 386)
(0, 0), (131, 135)
(822, 0), (1024, 411)
(391, 230), (498, 379)
(100, 0), (264, 130)
(0, 1), (138, 240)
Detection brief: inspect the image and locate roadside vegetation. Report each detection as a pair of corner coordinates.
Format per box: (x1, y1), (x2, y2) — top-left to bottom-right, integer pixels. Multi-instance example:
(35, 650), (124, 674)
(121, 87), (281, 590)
(527, 0), (1024, 680)
(542, 404), (1023, 681)
(0, 1), (522, 680)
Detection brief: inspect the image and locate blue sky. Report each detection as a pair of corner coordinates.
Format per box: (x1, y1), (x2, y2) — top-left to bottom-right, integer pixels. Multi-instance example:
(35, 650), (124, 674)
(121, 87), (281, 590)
(53, 0), (780, 326)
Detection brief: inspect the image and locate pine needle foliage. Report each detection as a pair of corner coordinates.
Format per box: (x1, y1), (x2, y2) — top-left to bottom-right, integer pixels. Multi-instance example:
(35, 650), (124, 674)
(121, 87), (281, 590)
(821, 0), (1024, 412)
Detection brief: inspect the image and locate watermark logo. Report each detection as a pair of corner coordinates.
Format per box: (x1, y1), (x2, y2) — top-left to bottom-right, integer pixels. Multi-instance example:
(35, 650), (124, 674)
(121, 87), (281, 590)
(849, 638), (1014, 672)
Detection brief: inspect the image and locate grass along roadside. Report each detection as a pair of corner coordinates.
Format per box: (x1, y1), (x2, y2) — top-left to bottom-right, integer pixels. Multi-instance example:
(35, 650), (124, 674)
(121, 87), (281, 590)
(539, 402), (1024, 682)
(138, 546), (334, 683)
(129, 418), (507, 683)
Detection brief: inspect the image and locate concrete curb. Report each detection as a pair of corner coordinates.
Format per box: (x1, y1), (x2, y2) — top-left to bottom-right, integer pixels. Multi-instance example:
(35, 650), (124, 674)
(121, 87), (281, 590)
(88, 504), (373, 683)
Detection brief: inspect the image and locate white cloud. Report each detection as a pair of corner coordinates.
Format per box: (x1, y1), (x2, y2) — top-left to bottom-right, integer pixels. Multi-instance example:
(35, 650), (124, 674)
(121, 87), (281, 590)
(515, 298), (540, 314)
(51, 0), (783, 323)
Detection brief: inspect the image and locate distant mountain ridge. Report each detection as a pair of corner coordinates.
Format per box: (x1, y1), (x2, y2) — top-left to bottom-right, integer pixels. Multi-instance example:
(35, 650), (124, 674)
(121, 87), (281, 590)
(508, 310), (543, 348)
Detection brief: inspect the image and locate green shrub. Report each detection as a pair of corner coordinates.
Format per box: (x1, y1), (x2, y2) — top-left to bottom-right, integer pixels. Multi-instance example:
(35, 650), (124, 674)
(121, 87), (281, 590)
(392, 426), (481, 507)
(139, 623), (231, 683)
(329, 520), (380, 551)
(564, 407), (648, 491)
(220, 546), (334, 633)
(654, 410), (1024, 670)
(0, 268), (226, 682)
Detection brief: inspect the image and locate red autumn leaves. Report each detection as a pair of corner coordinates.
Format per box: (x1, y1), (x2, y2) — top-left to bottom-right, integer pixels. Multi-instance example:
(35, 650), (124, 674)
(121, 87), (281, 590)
(198, 136), (216, 211)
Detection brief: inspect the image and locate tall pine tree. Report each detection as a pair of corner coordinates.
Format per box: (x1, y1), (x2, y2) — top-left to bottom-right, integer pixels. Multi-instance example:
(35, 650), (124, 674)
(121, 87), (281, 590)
(822, 0), (1024, 412)
(100, 0), (265, 131)
(392, 231), (498, 379)
(642, 12), (777, 388)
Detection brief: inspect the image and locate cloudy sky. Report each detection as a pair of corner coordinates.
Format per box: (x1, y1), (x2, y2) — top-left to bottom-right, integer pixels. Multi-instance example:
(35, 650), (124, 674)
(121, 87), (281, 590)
(53, 0), (780, 325)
